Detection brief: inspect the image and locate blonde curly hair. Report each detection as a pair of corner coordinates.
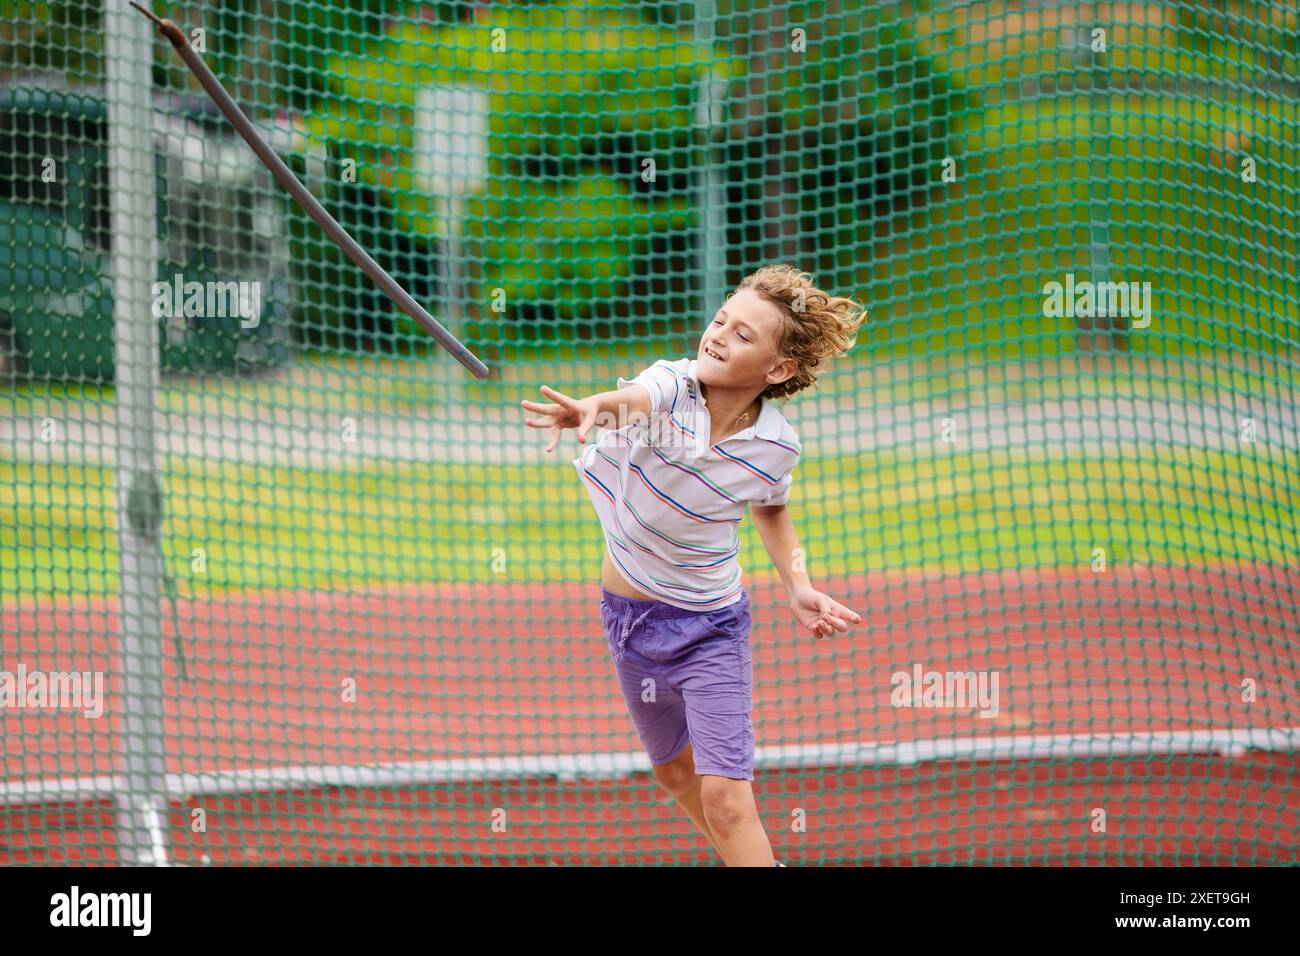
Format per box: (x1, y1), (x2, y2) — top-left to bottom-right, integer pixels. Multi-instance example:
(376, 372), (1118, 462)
(733, 264), (867, 401)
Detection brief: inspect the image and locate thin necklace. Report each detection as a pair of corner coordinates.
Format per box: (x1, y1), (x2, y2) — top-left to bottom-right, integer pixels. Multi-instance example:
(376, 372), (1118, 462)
(702, 386), (759, 431)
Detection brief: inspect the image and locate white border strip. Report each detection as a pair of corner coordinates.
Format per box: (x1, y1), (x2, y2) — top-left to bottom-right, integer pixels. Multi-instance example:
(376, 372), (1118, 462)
(3, 727), (1297, 806)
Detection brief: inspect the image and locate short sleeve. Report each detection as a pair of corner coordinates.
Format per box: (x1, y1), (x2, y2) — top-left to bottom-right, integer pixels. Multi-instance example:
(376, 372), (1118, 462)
(761, 467), (795, 506)
(617, 359), (686, 415)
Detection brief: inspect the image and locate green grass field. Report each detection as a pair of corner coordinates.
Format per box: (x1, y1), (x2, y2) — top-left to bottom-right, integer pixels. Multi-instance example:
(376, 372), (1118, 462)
(4, 344), (1297, 422)
(3, 442), (1296, 603)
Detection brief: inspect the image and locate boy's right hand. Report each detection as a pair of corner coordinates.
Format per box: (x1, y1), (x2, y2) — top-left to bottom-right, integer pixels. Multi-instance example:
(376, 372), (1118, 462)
(521, 386), (601, 454)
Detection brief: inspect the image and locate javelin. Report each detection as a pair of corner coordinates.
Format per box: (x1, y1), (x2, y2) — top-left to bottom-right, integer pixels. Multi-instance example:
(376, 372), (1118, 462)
(129, 1), (490, 379)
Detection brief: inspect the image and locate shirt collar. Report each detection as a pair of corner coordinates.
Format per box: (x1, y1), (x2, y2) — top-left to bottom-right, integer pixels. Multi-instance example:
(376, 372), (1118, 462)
(685, 358), (784, 441)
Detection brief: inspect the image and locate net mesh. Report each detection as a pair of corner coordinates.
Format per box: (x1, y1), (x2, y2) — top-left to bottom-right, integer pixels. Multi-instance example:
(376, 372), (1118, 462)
(1, 0), (1297, 865)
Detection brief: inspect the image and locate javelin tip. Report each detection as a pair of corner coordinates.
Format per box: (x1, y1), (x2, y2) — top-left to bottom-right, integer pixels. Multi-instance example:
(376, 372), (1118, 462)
(128, 1), (163, 27)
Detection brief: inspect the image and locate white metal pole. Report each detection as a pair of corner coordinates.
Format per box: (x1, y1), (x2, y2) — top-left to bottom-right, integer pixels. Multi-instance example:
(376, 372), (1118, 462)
(695, 0), (727, 321)
(105, 0), (171, 866)
(416, 85), (486, 405)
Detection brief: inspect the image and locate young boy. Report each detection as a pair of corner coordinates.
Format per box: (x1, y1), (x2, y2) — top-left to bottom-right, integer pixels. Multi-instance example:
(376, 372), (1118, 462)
(521, 264), (865, 866)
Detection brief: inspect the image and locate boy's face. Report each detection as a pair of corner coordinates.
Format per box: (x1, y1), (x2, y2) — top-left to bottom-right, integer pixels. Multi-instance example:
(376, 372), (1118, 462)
(696, 288), (791, 392)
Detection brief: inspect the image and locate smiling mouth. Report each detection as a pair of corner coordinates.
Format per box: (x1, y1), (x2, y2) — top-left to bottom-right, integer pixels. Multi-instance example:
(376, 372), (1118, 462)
(704, 347), (725, 361)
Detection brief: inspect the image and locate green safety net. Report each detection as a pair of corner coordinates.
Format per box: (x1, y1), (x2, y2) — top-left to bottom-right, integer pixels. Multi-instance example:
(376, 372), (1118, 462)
(0, 0), (1297, 865)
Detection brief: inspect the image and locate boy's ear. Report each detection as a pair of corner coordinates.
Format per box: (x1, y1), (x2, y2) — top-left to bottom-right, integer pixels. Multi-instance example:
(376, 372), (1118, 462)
(767, 356), (798, 387)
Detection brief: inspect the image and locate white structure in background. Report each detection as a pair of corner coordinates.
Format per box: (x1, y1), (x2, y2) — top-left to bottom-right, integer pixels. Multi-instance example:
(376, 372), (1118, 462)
(694, 1), (727, 318)
(415, 85), (489, 401)
(414, 87), (488, 326)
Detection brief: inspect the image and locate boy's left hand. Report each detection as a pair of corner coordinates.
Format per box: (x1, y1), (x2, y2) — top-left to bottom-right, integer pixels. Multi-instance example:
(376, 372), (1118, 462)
(790, 586), (861, 639)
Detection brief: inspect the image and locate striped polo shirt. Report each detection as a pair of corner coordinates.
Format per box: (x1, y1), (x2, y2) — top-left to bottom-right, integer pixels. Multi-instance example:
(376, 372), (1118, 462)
(572, 357), (802, 611)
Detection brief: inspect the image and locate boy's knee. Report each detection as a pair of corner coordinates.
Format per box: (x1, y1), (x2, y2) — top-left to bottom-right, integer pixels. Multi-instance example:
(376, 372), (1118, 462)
(652, 748), (697, 794)
(700, 777), (750, 830)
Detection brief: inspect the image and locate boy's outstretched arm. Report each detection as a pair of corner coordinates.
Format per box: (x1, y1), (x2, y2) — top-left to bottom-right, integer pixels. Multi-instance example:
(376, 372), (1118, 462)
(521, 383), (653, 453)
(751, 502), (862, 639)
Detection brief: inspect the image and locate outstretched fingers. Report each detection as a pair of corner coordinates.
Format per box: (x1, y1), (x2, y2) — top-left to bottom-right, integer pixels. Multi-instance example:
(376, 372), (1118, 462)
(523, 387), (597, 452)
(522, 392), (567, 453)
(539, 385), (579, 410)
(576, 407), (597, 444)
(520, 398), (557, 415)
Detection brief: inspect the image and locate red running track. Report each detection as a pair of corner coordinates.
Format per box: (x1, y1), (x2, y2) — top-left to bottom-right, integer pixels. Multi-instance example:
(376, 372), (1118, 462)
(2, 562), (1298, 864)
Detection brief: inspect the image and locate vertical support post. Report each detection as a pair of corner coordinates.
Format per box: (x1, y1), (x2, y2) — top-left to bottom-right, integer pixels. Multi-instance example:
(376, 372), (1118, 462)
(106, 0), (170, 866)
(695, 0), (727, 319)
(415, 85), (488, 403)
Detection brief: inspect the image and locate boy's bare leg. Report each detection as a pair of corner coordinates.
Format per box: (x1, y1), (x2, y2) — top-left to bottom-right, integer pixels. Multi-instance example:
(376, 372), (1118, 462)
(652, 744), (721, 855)
(700, 775), (775, 866)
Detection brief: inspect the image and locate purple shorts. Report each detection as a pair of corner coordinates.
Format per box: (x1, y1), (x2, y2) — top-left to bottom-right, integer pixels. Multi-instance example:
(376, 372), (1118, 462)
(599, 586), (754, 780)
